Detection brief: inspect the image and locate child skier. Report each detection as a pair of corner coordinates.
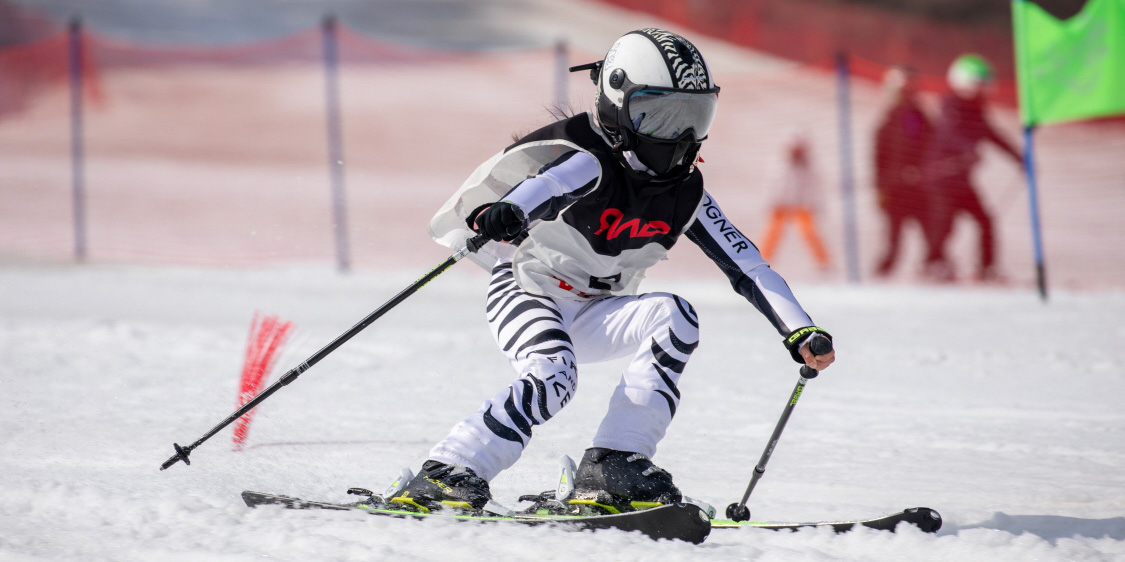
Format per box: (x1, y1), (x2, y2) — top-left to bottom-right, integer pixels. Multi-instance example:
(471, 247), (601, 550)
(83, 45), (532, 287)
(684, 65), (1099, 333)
(758, 131), (832, 271)
(391, 28), (835, 512)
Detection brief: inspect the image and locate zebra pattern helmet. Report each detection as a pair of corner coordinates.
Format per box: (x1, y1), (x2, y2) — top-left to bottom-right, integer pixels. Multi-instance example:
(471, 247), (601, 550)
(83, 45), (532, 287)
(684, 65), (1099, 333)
(584, 29), (720, 182)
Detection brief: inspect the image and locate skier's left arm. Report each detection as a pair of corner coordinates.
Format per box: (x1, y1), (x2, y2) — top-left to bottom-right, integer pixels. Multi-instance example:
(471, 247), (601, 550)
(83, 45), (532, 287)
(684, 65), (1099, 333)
(686, 191), (835, 371)
(980, 110), (1022, 164)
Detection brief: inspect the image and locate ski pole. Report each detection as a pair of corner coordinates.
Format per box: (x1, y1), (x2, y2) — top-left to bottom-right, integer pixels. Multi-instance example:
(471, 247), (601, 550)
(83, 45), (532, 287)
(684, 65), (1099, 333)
(725, 334), (833, 521)
(160, 235), (487, 471)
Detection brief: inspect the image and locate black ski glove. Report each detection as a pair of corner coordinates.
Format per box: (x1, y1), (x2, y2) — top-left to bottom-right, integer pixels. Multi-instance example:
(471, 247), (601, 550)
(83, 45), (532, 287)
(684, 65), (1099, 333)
(783, 326), (833, 364)
(472, 201), (526, 242)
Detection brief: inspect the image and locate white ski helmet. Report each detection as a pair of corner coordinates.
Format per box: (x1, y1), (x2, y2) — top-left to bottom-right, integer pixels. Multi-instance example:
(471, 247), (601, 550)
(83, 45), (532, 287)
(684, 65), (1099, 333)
(947, 54), (994, 98)
(575, 29), (719, 182)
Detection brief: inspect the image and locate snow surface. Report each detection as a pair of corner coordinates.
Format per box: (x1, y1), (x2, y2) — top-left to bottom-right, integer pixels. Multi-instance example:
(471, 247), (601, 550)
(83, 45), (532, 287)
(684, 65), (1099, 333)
(2, 262), (1123, 561)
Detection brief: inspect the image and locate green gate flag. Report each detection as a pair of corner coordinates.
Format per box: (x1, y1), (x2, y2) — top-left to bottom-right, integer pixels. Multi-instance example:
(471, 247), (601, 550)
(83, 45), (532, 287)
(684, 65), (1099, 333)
(1013, 0), (1125, 126)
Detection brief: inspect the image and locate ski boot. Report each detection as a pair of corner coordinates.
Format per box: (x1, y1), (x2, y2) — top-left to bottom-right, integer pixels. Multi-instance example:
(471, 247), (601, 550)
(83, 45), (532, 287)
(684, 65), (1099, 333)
(385, 460), (493, 514)
(569, 447), (681, 514)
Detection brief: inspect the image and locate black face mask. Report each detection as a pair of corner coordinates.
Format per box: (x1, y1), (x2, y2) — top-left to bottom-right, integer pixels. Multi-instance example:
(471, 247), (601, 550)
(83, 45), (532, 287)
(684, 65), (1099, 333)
(633, 131), (699, 175)
(611, 139), (698, 196)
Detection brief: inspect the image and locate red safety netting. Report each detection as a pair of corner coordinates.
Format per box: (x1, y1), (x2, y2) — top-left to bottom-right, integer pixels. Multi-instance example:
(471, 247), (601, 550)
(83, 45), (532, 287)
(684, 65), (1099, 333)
(595, 0), (1021, 105)
(667, 55), (1125, 290)
(85, 23), (467, 67)
(0, 20), (1123, 291)
(0, 32), (103, 117)
(0, 23), (576, 270)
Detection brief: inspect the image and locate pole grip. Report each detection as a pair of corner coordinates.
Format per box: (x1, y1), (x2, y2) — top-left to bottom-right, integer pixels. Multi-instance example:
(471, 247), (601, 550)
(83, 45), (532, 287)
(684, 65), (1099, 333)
(465, 234), (487, 254)
(799, 334), (833, 379)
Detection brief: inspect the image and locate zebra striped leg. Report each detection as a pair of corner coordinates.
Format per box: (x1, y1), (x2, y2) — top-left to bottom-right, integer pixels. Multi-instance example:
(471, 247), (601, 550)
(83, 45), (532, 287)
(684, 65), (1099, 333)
(589, 293), (699, 458)
(428, 264), (579, 481)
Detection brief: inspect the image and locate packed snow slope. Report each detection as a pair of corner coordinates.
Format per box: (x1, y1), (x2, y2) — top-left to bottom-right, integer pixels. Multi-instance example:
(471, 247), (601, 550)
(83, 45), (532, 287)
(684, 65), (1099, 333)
(1, 263), (1122, 561)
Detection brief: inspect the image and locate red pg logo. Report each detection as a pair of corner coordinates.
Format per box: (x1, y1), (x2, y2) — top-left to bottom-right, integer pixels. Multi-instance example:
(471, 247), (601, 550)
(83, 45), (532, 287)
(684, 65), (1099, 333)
(594, 209), (670, 240)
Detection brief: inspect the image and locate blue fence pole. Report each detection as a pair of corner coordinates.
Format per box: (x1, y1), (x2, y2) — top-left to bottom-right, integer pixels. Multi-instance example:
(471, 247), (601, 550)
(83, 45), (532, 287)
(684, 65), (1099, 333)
(554, 39), (568, 111)
(322, 14), (351, 273)
(835, 51), (860, 283)
(1022, 125), (1048, 301)
(68, 17), (87, 262)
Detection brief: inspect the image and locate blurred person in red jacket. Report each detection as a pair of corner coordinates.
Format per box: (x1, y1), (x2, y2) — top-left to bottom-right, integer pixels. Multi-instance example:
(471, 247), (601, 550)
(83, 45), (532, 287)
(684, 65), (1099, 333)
(921, 54), (1021, 282)
(873, 66), (933, 278)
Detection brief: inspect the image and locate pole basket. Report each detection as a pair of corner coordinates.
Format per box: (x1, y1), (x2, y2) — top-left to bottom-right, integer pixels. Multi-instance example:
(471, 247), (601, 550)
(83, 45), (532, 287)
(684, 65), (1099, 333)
(231, 312), (294, 451)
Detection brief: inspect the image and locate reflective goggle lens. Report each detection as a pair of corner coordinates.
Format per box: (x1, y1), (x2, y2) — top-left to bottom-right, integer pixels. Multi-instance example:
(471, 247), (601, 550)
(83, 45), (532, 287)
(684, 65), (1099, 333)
(627, 90), (718, 140)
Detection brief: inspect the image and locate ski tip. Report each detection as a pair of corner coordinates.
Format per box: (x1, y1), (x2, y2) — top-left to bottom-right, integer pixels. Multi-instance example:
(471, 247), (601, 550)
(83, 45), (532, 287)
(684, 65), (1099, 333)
(242, 490), (281, 508)
(903, 507), (943, 533)
(709, 505), (944, 534)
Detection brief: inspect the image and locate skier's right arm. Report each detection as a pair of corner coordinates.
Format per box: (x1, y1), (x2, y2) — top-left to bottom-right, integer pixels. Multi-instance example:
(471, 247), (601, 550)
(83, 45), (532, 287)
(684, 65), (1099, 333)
(472, 150), (601, 241)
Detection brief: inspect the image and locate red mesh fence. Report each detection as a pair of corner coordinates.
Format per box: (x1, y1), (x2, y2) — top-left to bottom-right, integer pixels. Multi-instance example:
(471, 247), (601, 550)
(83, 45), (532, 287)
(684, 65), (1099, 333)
(595, 0), (1021, 105)
(0, 23), (568, 269)
(0, 21), (1122, 291)
(0, 32), (102, 117)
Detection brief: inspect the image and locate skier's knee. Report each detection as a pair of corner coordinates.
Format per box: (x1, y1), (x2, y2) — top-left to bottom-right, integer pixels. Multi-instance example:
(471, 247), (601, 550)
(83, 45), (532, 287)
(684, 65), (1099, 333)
(653, 293), (700, 345)
(522, 355), (578, 421)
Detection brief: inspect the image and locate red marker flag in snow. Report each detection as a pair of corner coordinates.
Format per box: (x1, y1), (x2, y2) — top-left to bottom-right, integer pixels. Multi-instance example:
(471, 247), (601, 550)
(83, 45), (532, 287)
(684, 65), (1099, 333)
(231, 312), (294, 451)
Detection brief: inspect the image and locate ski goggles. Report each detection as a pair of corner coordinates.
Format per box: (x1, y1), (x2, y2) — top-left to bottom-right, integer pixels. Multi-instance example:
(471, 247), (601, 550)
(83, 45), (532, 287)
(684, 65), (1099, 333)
(609, 67), (719, 141)
(626, 88), (719, 142)
(570, 61), (719, 142)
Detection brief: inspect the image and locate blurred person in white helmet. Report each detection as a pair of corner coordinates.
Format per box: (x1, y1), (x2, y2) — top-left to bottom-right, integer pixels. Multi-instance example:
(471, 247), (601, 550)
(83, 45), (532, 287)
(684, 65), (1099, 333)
(921, 54), (1021, 282)
(388, 29), (835, 514)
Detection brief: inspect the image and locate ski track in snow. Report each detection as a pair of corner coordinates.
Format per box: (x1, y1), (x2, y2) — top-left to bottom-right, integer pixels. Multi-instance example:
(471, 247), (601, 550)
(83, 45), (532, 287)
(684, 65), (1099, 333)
(1, 264), (1123, 561)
